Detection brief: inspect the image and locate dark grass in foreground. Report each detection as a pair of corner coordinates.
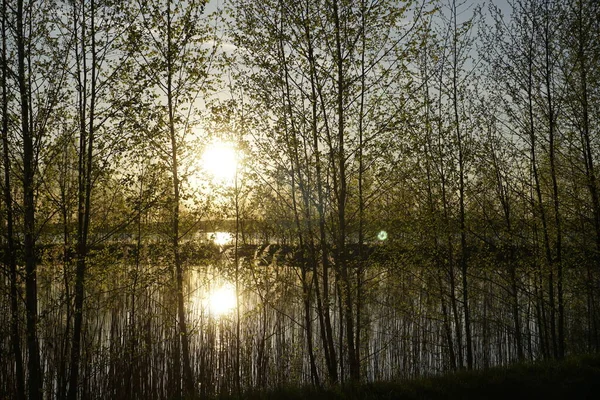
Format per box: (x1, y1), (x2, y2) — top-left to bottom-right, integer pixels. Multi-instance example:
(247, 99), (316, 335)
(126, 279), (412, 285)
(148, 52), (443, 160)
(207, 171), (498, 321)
(219, 355), (600, 400)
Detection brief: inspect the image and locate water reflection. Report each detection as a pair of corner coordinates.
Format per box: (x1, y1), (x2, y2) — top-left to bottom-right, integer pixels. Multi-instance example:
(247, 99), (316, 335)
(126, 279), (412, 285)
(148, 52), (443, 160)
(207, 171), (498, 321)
(187, 266), (240, 324)
(208, 231), (233, 246)
(33, 247), (561, 398)
(206, 283), (237, 316)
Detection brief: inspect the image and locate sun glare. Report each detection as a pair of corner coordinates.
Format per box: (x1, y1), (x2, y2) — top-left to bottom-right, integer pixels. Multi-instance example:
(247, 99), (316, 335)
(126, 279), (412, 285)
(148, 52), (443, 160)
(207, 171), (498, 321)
(207, 284), (237, 317)
(201, 141), (237, 182)
(209, 231), (232, 246)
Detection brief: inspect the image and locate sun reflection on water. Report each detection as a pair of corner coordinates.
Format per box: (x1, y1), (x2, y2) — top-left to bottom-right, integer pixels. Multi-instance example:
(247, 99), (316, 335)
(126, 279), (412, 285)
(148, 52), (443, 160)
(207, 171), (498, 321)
(208, 231), (232, 246)
(188, 269), (238, 320)
(206, 283), (237, 317)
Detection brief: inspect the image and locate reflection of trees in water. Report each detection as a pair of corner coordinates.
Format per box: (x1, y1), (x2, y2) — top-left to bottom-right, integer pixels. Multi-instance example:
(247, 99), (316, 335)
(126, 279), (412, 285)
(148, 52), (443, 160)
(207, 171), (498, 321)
(17, 247), (594, 398)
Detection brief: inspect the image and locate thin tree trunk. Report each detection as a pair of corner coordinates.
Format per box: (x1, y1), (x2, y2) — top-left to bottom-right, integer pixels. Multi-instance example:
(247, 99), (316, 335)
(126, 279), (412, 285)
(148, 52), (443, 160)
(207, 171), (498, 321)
(542, 3), (564, 359)
(2, 0), (25, 395)
(17, 0), (42, 397)
(526, 25), (556, 358)
(58, 140), (72, 400)
(421, 27), (457, 371)
(302, 3), (338, 381)
(331, 0), (358, 382)
(575, 2), (600, 351)
(355, 0), (368, 375)
(234, 164), (242, 395)
(162, 3), (195, 397)
(276, 7), (321, 385)
(451, 0), (472, 369)
(68, 2), (99, 397)
(487, 121), (524, 361)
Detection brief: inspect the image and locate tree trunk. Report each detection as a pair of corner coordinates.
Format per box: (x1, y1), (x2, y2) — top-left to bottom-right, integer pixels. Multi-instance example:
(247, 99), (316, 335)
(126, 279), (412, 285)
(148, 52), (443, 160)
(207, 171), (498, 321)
(451, 0), (472, 369)
(163, 3), (195, 397)
(2, 0), (25, 395)
(542, 3), (564, 359)
(301, 4), (339, 381)
(17, 0), (42, 397)
(331, 0), (359, 382)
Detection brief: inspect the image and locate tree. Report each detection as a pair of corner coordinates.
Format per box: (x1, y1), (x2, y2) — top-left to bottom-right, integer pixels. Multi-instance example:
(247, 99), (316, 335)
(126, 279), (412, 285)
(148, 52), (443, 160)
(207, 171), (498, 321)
(229, 0), (424, 383)
(560, 0), (600, 351)
(13, 1), (69, 397)
(66, 1), (137, 398)
(127, 0), (218, 396)
(1, 0), (24, 397)
(482, 0), (566, 360)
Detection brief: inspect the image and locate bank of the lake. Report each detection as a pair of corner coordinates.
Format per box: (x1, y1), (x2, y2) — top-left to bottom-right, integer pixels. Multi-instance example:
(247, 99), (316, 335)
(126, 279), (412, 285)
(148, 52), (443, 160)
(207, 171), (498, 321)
(227, 354), (600, 400)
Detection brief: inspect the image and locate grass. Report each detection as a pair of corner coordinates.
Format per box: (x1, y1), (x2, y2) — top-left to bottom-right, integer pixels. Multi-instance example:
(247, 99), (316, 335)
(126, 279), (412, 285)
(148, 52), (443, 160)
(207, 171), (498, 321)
(220, 354), (600, 399)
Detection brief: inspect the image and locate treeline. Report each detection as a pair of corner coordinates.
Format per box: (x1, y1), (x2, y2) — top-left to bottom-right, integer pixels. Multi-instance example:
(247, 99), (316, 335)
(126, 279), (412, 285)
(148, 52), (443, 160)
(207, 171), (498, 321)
(1, 0), (600, 399)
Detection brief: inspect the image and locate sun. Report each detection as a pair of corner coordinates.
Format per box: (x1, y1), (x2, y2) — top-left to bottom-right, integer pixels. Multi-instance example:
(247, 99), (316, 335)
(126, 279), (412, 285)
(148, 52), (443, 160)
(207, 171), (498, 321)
(207, 283), (237, 317)
(201, 141), (238, 183)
